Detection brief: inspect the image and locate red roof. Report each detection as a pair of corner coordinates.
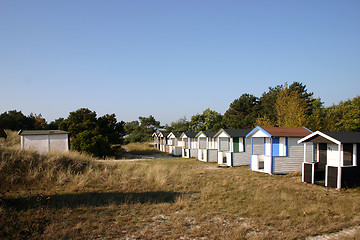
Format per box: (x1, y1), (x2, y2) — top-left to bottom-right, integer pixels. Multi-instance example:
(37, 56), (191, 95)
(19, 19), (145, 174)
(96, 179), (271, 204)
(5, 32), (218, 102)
(262, 127), (311, 137)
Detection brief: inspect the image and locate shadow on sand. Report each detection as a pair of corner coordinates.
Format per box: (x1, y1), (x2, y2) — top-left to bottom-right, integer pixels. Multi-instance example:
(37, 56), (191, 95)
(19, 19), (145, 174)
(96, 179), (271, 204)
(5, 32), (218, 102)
(1, 191), (183, 210)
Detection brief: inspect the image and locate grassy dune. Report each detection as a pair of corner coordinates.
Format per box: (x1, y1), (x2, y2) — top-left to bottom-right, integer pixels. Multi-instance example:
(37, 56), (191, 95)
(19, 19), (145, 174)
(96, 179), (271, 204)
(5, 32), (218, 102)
(1, 135), (360, 239)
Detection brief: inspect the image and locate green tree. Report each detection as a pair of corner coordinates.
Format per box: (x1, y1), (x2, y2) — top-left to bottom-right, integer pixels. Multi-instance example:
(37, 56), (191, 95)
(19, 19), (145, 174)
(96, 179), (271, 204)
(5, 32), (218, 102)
(306, 98), (327, 131)
(71, 130), (111, 157)
(59, 108), (125, 157)
(254, 115), (275, 127)
(258, 85), (283, 126)
(165, 116), (189, 132)
(258, 82), (315, 126)
(275, 85), (308, 127)
(124, 121), (140, 135)
(48, 118), (65, 130)
(97, 114), (125, 145)
(324, 96), (360, 132)
(188, 109), (223, 132)
(124, 115), (162, 143)
(223, 94), (259, 129)
(0, 110), (35, 130)
(29, 113), (47, 130)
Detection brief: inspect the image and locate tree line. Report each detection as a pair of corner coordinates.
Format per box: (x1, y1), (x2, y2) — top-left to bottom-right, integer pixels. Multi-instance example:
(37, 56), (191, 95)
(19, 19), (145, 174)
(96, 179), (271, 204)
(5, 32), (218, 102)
(165, 82), (359, 133)
(1, 81), (359, 156)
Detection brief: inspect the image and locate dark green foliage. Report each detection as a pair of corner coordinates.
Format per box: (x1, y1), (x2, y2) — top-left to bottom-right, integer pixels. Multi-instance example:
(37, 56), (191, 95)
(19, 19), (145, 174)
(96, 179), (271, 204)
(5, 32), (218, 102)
(165, 116), (189, 132)
(0, 110), (35, 130)
(258, 85), (283, 126)
(59, 108), (125, 157)
(307, 98), (327, 131)
(257, 82), (316, 127)
(188, 109), (224, 132)
(124, 115), (161, 143)
(60, 108), (98, 136)
(97, 114), (125, 145)
(324, 96), (360, 132)
(47, 118), (65, 130)
(71, 130), (111, 157)
(223, 94), (259, 129)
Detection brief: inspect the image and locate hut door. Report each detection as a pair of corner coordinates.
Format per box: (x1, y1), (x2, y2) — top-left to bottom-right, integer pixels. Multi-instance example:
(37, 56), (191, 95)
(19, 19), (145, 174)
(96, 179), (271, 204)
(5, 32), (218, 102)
(318, 143), (327, 171)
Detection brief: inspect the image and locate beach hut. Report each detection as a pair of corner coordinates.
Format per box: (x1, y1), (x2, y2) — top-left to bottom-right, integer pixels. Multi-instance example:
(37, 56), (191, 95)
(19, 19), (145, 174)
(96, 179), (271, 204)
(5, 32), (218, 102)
(196, 131), (217, 162)
(167, 132), (183, 156)
(180, 132), (198, 158)
(18, 130), (69, 153)
(152, 132), (160, 150)
(246, 126), (313, 174)
(158, 132), (169, 152)
(298, 131), (360, 189)
(214, 129), (252, 167)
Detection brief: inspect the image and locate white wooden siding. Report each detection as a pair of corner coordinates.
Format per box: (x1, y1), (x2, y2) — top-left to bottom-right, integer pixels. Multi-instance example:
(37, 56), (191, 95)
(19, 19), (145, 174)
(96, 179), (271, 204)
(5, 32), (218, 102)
(273, 137), (313, 174)
(208, 149), (218, 162)
(231, 138), (251, 166)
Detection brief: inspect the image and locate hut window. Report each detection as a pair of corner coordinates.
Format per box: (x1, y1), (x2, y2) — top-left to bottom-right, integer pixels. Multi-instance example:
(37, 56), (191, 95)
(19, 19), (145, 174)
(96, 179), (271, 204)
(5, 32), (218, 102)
(272, 137), (288, 157)
(184, 139), (189, 149)
(199, 137), (207, 149)
(343, 143), (353, 166)
(219, 137), (229, 151)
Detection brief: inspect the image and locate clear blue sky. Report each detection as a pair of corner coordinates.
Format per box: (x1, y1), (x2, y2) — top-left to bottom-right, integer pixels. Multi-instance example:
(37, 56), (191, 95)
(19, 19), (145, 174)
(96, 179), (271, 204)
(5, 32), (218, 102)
(1, 0), (359, 125)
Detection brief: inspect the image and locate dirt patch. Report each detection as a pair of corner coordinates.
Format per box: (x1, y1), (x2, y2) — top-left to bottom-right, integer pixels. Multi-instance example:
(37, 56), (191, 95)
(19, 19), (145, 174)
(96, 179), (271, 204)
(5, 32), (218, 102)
(306, 226), (360, 240)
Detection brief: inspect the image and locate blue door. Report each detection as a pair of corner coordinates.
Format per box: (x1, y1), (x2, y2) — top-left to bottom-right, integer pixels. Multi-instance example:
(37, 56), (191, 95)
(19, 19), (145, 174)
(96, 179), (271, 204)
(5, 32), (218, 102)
(272, 137), (279, 156)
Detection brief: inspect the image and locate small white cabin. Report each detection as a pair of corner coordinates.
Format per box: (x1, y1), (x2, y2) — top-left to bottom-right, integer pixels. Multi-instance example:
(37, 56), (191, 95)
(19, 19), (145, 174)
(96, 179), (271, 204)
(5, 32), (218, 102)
(152, 132), (160, 150)
(246, 126), (313, 174)
(214, 129), (252, 167)
(158, 132), (169, 152)
(167, 132), (183, 156)
(18, 130), (69, 153)
(298, 131), (360, 189)
(196, 131), (217, 162)
(180, 132), (198, 158)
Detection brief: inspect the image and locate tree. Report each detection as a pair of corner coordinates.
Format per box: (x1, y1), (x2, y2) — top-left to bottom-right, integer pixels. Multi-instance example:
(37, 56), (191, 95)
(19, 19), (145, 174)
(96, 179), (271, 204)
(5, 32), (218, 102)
(59, 108), (97, 135)
(258, 82), (315, 126)
(254, 115), (275, 127)
(188, 109), (223, 132)
(30, 113), (47, 130)
(0, 110), (35, 130)
(275, 85), (308, 127)
(288, 82), (316, 115)
(59, 108), (125, 157)
(258, 85), (283, 126)
(71, 130), (111, 157)
(306, 98), (327, 131)
(324, 96), (360, 132)
(124, 121), (140, 135)
(223, 94), (259, 129)
(97, 114), (125, 145)
(165, 116), (189, 132)
(124, 115), (162, 143)
(48, 118), (65, 130)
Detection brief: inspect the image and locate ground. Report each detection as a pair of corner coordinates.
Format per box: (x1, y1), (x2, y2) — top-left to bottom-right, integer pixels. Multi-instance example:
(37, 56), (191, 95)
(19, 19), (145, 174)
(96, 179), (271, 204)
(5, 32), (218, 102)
(1, 143), (360, 239)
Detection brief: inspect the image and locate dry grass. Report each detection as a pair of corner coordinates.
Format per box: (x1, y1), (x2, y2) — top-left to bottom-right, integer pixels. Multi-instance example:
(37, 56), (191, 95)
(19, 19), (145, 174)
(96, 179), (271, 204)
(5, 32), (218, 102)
(1, 140), (360, 239)
(124, 142), (162, 155)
